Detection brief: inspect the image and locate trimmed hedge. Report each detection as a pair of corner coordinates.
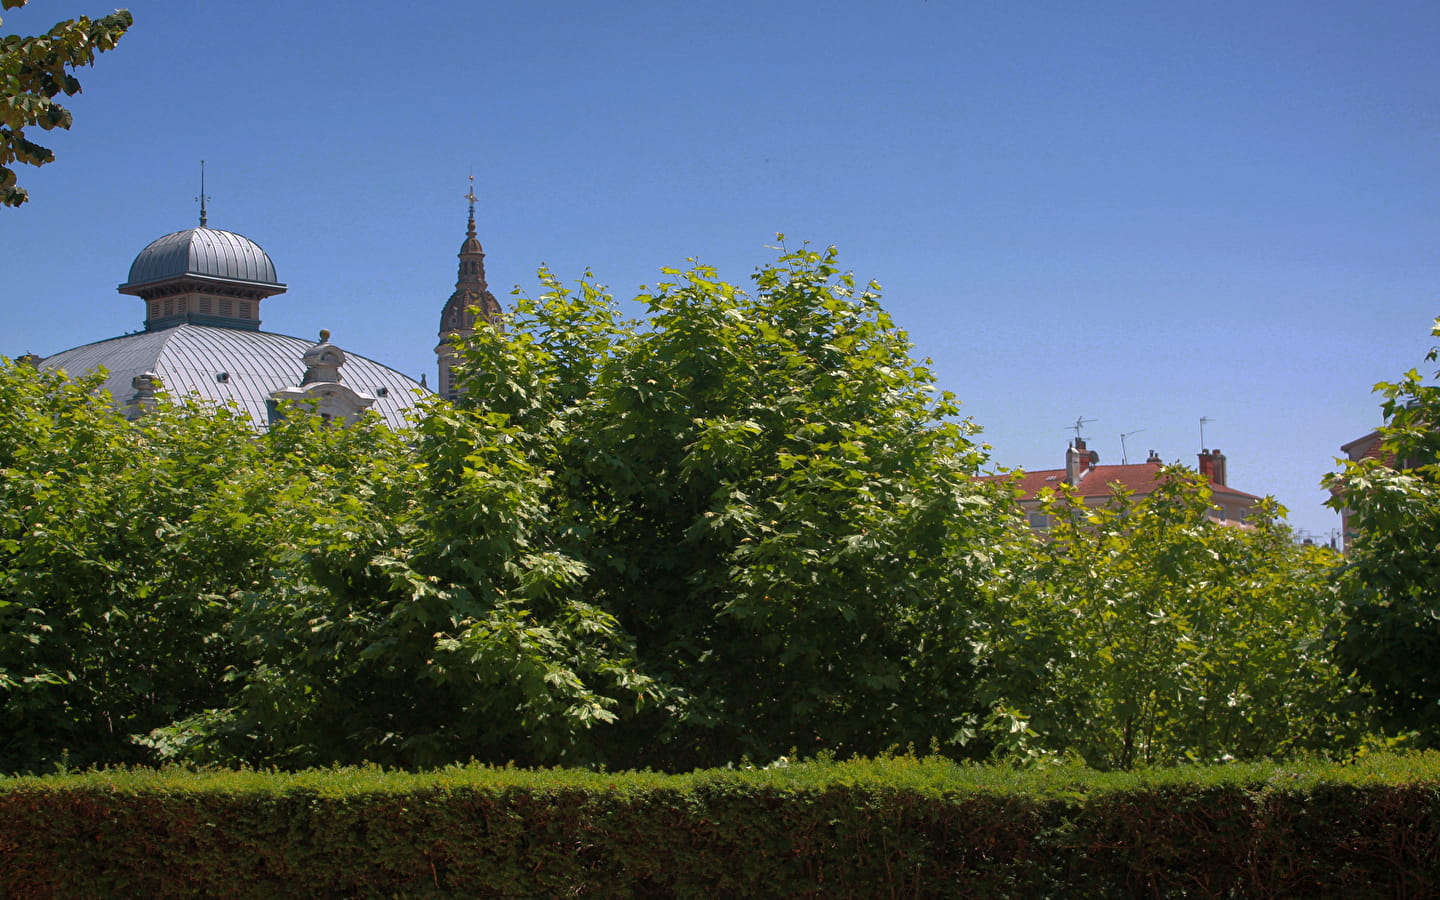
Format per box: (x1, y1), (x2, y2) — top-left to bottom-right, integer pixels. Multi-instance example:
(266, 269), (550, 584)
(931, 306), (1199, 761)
(2, 754), (1438, 898)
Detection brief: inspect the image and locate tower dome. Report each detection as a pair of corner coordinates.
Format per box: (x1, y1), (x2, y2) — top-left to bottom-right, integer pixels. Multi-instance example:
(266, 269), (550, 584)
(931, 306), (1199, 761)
(118, 226), (287, 332)
(122, 227), (280, 289)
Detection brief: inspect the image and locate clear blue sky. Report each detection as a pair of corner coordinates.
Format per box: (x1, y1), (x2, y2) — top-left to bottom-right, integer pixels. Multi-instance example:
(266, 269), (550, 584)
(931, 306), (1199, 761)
(6, 0), (1440, 540)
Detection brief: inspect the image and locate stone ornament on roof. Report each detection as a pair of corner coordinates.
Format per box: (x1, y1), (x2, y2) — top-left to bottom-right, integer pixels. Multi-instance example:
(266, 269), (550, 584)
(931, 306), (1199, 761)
(269, 330), (376, 425)
(124, 371), (162, 420)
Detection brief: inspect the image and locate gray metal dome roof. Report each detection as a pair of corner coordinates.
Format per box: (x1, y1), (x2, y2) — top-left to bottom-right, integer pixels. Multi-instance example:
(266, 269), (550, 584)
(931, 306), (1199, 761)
(122, 227), (281, 289)
(41, 324), (428, 429)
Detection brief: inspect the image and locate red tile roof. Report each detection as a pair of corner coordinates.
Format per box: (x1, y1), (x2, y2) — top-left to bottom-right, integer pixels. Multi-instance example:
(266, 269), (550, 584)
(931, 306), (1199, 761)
(988, 462), (1261, 502)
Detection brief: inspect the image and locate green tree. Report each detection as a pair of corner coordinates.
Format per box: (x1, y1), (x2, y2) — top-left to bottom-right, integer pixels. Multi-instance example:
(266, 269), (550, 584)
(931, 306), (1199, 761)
(1, 0), (131, 207)
(454, 244), (1019, 768)
(1325, 317), (1440, 744)
(145, 400), (659, 770)
(0, 361), (261, 771)
(982, 471), (1351, 769)
(4, 244), (1024, 772)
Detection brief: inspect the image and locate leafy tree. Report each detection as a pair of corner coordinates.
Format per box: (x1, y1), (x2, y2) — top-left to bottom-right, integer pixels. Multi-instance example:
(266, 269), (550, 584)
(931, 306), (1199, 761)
(145, 400), (660, 770)
(0, 361), (261, 771)
(153, 243), (1016, 771)
(981, 471), (1351, 769)
(1326, 317), (1440, 744)
(3, 247), (1375, 774)
(0, 357), (655, 772)
(454, 244), (1019, 768)
(1, 0), (131, 207)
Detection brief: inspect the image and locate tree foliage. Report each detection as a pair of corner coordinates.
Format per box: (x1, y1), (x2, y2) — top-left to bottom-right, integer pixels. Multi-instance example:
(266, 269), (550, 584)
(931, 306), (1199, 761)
(1325, 317), (1440, 744)
(1, 243), (1365, 773)
(980, 472), (1351, 769)
(450, 243), (1016, 767)
(0, 364), (261, 771)
(1, 245), (1020, 772)
(1, 0), (131, 207)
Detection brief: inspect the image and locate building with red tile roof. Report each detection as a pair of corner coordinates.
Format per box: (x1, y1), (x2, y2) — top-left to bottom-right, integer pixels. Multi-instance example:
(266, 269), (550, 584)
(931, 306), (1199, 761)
(994, 439), (1263, 532)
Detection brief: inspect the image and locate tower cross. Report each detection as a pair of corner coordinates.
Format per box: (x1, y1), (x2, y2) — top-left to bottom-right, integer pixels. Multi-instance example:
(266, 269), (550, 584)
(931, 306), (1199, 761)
(465, 175), (478, 211)
(464, 174), (478, 236)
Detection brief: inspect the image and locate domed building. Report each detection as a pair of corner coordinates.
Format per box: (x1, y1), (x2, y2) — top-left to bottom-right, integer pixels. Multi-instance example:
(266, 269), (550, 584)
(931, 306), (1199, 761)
(36, 204), (470, 427)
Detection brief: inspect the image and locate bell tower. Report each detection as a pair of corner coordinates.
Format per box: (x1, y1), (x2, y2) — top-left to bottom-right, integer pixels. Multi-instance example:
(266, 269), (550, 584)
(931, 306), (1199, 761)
(435, 177), (501, 400)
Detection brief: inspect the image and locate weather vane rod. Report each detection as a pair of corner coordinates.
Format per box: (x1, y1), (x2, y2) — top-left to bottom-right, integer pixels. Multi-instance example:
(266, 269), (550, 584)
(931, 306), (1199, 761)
(464, 173), (478, 234)
(196, 160), (210, 227)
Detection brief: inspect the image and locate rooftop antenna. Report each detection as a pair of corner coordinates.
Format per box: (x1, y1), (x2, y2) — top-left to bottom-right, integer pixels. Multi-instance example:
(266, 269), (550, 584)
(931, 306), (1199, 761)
(1065, 416), (1097, 443)
(1120, 429), (1145, 465)
(196, 160), (210, 227)
(1200, 416), (1214, 450)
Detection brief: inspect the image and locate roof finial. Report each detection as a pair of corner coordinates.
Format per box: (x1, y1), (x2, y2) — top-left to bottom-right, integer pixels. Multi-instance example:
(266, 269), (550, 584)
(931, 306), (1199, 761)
(196, 160), (210, 227)
(464, 173), (478, 237)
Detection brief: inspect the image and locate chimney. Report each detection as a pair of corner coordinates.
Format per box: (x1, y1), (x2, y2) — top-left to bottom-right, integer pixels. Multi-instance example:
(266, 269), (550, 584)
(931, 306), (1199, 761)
(1198, 449), (1228, 486)
(1146, 449), (1161, 464)
(1066, 439), (1099, 483)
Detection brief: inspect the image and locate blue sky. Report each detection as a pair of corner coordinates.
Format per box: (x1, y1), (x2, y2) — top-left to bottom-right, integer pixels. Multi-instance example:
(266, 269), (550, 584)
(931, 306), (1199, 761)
(6, 0), (1440, 539)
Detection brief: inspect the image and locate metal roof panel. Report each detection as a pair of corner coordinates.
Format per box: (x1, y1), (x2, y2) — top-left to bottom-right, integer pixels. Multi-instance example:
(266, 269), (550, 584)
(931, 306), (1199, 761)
(42, 324), (428, 429)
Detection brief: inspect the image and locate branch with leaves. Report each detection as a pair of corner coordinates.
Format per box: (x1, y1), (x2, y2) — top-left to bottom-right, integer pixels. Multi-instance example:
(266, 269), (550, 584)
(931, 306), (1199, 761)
(0, 0), (131, 207)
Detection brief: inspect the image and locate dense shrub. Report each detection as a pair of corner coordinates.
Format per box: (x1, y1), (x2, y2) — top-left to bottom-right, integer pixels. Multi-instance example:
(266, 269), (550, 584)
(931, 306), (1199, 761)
(3, 755), (1438, 898)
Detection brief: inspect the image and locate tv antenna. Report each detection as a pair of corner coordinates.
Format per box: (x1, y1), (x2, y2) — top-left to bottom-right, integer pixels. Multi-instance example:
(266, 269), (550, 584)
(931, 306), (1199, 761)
(1065, 416), (1097, 443)
(1199, 416), (1215, 450)
(1120, 429), (1145, 465)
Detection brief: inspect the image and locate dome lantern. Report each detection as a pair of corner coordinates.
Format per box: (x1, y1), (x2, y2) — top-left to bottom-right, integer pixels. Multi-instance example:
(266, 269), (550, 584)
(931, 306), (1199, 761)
(118, 226), (287, 332)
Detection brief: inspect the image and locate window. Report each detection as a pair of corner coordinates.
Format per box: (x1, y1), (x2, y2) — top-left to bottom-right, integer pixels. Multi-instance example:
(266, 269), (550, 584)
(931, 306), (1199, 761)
(1027, 512), (1052, 531)
(239, 302), (251, 318)
(199, 297), (212, 314)
(220, 299), (233, 316)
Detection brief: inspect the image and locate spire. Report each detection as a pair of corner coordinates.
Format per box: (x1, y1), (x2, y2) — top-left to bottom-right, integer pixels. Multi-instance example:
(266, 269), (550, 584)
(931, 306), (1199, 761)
(465, 173), (478, 238)
(436, 177), (502, 400)
(453, 175), (491, 292)
(196, 160), (210, 227)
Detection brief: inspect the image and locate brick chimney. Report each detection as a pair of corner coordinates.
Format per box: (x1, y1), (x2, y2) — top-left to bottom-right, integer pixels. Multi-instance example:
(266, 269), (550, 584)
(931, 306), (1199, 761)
(1066, 438), (1099, 483)
(1197, 448), (1227, 486)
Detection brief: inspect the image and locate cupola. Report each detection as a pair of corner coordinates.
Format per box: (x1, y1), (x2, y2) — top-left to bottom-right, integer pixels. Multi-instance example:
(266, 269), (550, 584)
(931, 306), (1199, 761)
(118, 226), (286, 332)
